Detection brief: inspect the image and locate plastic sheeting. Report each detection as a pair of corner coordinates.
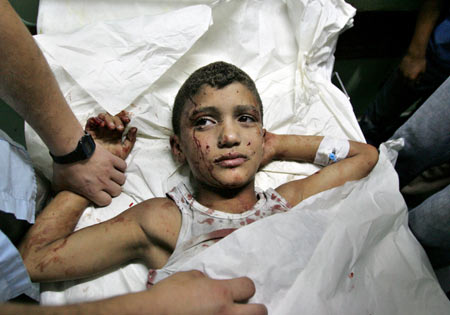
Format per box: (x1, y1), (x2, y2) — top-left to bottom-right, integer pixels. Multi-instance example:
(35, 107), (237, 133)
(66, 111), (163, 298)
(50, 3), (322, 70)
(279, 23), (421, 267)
(25, 0), (450, 313)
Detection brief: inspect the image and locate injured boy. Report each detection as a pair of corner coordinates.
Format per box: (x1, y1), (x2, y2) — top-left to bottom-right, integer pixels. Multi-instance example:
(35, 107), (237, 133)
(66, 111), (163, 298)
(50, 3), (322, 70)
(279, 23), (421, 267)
(20, 61), (378, 290)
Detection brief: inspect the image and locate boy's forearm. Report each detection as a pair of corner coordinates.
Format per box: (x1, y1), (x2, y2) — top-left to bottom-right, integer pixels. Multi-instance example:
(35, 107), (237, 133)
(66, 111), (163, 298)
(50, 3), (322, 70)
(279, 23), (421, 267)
(272, 134), (377, 168)
(19, 191), (90, 273)
(271, 134), (323, 163)
(19, 192), (148, 283)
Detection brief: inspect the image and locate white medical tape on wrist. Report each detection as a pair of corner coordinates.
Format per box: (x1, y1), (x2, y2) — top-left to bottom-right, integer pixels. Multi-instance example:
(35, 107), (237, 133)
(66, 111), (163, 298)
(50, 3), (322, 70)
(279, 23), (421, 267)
(314, 137), (350, 166)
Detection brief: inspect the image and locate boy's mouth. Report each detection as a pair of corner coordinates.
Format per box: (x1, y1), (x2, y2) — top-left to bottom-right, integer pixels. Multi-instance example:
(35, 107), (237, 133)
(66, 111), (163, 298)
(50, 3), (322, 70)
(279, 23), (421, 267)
(214, 153), (248, 167)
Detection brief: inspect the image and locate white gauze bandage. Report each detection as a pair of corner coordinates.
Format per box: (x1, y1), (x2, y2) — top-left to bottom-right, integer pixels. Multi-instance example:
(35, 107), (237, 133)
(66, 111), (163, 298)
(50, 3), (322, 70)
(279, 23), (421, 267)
(314, 137), (350, 166)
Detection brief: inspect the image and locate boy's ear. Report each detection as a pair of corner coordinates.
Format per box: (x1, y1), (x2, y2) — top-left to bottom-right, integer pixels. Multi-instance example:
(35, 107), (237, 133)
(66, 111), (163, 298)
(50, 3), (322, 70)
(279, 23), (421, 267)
(262, 128), (267, 145)
(170, 134), (186, 164)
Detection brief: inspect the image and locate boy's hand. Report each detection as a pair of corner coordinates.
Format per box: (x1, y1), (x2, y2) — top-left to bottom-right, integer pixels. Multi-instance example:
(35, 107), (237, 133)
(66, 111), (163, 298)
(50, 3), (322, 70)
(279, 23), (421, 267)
(85, 110), (137, 160)
(260, 130), (279, 168)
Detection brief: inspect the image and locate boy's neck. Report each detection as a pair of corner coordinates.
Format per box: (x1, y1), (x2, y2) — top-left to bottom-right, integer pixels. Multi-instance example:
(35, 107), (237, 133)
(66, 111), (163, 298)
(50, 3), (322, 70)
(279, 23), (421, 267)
(195, 180), (258, 214)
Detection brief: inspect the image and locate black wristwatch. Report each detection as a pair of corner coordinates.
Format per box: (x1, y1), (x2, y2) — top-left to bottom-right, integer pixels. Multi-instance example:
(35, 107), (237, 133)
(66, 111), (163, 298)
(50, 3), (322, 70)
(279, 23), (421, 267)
(50, 132), (96, 164)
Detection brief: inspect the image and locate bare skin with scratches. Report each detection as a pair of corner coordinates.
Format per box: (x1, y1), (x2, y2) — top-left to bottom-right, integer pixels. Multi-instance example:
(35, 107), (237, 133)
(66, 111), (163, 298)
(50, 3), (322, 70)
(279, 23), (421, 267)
(19, 82), (378, 311)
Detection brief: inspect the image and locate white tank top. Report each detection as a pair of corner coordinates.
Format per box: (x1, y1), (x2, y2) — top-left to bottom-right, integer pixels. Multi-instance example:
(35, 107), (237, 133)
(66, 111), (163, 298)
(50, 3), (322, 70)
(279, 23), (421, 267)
(147, 183), (291, 286)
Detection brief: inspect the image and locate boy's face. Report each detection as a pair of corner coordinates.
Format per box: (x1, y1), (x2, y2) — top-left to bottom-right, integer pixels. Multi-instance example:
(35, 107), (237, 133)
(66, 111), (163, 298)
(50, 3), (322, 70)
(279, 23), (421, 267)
(171, 82), (264, 190)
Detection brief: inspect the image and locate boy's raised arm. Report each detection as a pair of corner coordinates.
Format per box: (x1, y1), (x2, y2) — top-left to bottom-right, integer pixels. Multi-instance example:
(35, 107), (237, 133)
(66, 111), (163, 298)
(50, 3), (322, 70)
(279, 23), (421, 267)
(19, 191), (155, 282)
(19, 112), (144, 282)
(263, 132), (379, 206)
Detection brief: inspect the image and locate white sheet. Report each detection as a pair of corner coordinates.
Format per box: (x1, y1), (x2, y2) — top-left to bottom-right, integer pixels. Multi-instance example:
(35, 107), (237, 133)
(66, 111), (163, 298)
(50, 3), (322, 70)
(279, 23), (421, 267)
(26, 0), (450, 313)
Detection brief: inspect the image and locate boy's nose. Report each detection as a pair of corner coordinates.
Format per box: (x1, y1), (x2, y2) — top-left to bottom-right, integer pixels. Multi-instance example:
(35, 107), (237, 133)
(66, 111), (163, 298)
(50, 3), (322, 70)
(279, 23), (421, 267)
(218, 122), (241, 148)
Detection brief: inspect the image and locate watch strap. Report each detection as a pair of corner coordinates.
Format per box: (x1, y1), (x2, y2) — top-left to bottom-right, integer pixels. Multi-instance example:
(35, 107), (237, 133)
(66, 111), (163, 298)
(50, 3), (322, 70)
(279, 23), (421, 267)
(50, 132), (96, 164)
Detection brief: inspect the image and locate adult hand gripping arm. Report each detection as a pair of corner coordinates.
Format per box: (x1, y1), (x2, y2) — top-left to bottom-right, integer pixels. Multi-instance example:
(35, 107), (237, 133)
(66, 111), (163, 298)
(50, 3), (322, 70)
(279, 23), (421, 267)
(0, 0), (127, 206)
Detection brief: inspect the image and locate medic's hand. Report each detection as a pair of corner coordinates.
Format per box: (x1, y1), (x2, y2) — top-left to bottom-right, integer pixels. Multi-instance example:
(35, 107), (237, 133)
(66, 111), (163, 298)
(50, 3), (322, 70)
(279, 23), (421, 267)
(52, 111), (137, 207)
(260, 130), (278, 169)
(149, 271), (268, 315)
(399, 53), (427, 83)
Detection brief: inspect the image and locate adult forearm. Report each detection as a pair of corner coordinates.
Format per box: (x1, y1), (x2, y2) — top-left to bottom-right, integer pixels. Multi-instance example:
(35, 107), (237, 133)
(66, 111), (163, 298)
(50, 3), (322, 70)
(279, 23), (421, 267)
(0, 0), (84, 155)
(407, 0), (443, 57)
(0, 293), (155, 315)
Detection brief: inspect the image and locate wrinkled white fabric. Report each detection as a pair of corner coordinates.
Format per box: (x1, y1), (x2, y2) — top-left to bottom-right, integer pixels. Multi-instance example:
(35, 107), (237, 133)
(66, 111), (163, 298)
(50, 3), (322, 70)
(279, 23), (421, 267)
(26, 0), (450, 313)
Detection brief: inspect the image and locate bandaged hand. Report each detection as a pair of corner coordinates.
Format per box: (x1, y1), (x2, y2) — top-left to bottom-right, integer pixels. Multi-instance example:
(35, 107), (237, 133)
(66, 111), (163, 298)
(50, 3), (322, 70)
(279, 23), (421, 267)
(85, 110), (137, 160)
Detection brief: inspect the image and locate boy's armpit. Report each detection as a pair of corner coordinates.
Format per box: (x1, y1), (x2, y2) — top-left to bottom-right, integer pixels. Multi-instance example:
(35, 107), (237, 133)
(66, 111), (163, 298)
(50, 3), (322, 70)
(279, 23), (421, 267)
(274, 178), (307, 208)
(135, 197), (182, 268)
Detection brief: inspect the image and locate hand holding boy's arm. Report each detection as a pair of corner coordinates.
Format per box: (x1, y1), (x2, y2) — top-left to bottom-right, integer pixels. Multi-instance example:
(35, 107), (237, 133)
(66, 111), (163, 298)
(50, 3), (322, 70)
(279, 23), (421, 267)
(0, 271), (267, 315)
(20, 112), (139, 282)
(0, 0), (129, 207)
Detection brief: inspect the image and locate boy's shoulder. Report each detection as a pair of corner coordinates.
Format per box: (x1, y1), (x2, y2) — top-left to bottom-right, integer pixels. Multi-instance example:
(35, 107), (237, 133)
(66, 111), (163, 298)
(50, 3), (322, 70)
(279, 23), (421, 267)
(133, 196), (181, 244)
(136, 196), (180, 219)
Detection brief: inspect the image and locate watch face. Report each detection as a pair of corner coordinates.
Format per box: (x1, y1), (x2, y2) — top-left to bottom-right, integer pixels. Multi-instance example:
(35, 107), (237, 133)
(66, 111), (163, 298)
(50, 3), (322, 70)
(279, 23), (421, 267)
(81, 134), (96, 157)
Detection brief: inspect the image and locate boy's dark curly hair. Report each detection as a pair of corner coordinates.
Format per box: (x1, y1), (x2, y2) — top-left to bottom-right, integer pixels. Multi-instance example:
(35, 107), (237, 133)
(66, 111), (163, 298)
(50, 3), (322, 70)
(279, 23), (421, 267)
(172, 61), (263, 135)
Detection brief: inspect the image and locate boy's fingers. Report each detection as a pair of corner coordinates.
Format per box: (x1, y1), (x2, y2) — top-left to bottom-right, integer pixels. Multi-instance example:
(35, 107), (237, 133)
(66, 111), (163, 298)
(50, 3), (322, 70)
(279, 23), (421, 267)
(112, 115), (124, 131)
(117, 110), (131, 125)
(123, 127), (137, 156)
(97, 113), (106, 127)
(103, 113), (116, 130)
(85, 117), (97, 131)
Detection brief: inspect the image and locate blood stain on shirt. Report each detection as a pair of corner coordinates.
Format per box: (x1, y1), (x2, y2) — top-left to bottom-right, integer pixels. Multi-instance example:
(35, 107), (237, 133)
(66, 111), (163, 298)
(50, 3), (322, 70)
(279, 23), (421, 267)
(272, 204), (282, 211)
(246, 218), (255, 224)
(199, 218), (214, 225)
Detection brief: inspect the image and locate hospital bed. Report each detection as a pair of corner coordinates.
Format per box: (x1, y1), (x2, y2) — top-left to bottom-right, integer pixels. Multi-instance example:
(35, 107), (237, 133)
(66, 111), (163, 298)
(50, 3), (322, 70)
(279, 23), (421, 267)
(26, 0), (450, 313)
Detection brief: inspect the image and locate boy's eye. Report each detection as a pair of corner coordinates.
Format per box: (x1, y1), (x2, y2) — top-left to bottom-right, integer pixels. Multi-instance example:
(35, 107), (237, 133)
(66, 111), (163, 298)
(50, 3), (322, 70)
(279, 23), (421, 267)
(238, 115), (256, 123)
(194, 117), (215, 127)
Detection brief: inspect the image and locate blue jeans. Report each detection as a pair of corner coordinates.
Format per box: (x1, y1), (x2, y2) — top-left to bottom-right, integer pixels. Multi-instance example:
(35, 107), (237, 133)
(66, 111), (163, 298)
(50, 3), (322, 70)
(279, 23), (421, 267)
(360, 54), (450, 147)
(390, 77), (450, 268)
